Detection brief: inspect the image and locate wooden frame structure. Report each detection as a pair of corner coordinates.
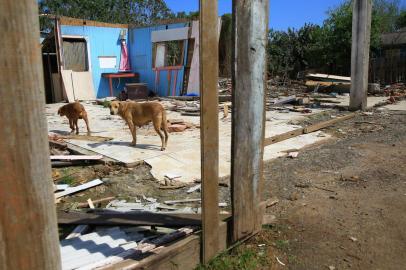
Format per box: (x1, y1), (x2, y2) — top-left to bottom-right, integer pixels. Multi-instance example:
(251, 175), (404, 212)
(0, 0), (373, 269)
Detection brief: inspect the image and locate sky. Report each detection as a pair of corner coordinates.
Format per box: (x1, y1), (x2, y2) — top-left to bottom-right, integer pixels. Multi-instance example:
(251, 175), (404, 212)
(164, 0), (406, 31)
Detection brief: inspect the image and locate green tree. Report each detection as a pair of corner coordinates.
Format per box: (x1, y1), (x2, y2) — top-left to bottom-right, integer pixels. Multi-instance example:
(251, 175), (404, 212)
(219, 13), (232, 77)
(39, 0), (171, 31)
(396, 10), (406, 29)
(268, 0), (404, 77)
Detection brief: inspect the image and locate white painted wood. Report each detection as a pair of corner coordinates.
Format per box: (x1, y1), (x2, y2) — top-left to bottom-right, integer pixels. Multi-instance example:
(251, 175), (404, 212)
(187, 18), (222, 95)
(50, 155), (103, 161)
(54, 179), (103, 199)
(87, 198), (95, 209)
(65, 225), (90, 239)
(307, 73), (351, 82)
(155, 43), (166, 68)
(56, 184), (70, 191)
(71, 71), (96, 101)
(151, 27), (189, 42)
(187, 21), (200, 95)
(99, 56), (117, 69)
(61, 69), (75, 102)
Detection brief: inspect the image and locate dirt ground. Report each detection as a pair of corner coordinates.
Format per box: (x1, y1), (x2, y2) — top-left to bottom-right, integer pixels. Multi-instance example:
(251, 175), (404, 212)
(54, 106), (406, 269)
(206, 109), (406, 270)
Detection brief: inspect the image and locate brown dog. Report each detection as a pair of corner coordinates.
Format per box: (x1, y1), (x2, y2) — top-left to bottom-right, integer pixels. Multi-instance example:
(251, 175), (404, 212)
(58, 102), (91, 135)
(109, 100), (169, 151)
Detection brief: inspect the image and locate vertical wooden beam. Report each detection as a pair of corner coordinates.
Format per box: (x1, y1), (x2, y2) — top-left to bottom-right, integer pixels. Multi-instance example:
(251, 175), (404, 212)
(0, 1), (61, 270)
(200, 0), (220, 263)
(231, 0), (269, 241)
(350, 0), (372, 111)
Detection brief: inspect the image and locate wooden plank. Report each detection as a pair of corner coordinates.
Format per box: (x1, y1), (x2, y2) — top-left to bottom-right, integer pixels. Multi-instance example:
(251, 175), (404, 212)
(200, 0), (220, 263)
(164, 198), (201, 205)
(71, 71), (96, 100)
(263, 128), (305, 146)
(304, 113), (356, 134)
(58, 211), (231, 226)
(59, 16), (128, 28)
(349, 0), (372, 111)
(65, 225), (90, 239)
(307, 73), (351, 82)
(50, 155), (103, 160)
(54, 179), (103, 199)
(61, 69), (75, 102)
(263, 113), (356, 146)
(151, 27), (190, 42)
(231, 0), (269, 241)
(77, 196), (115, 208)
(0, 1), (61, 269)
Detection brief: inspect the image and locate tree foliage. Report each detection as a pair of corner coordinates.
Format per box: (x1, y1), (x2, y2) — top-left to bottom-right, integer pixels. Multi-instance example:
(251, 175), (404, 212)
(268, 0), (404, 77)
(396, 10), (406, 28)
(39, 0), (171, 31)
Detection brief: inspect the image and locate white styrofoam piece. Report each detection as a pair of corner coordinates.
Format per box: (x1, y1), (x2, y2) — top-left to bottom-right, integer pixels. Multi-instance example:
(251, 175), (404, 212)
(54, 179), (103, 199)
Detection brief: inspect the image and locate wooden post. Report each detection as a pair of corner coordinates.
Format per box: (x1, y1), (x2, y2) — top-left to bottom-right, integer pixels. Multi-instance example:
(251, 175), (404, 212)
(231, 0), (269, 241)
(0, 1), (62, 269)
(200, 0), (220, 263)
(349, 0), (372, 111)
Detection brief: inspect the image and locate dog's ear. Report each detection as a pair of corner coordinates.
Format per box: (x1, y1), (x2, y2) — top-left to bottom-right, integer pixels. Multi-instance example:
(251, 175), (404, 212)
(118, 101), (127, 112)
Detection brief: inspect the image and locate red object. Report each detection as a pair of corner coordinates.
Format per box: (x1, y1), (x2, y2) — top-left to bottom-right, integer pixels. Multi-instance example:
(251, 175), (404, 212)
(172, 70), (178, 96)
(168, 124), (187, 133)
(102, 72), (139, 97)
(153, 66), (182, 96)
(119, 40), (131, 71)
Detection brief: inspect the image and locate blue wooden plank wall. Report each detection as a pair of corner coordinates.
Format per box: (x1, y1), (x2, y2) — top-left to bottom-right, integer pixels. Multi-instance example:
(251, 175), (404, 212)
(61, 22), (190, 98)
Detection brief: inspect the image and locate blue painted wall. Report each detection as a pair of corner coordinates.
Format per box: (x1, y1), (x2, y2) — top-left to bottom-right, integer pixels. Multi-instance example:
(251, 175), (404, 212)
(61, 25), (134, 98)
(128, 23), (189, 97)
(61, 22), (189, 98)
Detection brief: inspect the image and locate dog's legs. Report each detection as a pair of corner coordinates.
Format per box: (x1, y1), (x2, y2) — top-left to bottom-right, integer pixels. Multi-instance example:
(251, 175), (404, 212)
(153, 118), (165, 151)
(126, 119), (137, 146)
(163, 128), (169, 149)
(161, 111), (169, 149)
(83, 112), (91, 135)
(69, 119), (75, 134)
(74, 118), (79, 135)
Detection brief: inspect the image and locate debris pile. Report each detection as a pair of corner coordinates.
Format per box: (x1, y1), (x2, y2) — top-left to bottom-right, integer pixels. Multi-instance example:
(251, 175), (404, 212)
(218, 77), (232, 94)
(60, 225), (196, 270)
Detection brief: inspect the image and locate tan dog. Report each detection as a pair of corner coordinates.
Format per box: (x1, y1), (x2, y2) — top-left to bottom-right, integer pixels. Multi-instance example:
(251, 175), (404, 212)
(109, 101), (169, 151)
(58, 102), (91, 135)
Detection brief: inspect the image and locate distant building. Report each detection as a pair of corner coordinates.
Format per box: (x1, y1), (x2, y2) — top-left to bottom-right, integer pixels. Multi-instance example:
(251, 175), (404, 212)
(370, 28), (406, 85)
(41, 16), (204, 103)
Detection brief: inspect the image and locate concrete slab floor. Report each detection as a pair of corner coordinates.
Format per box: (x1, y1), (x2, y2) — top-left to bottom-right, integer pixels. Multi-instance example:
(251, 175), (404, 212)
(47, 101), (332, 183)
(383, 100), (406, 111)
(318, 95), (388, 108)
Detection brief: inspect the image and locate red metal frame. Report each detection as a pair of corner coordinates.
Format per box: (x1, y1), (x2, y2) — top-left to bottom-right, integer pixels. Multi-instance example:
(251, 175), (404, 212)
(152, 66), (182, 96)
(102, 72), (139, 96)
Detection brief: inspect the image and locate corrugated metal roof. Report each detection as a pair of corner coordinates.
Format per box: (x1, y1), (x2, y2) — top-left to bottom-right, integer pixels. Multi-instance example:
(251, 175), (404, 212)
(60, 227), (144, 270)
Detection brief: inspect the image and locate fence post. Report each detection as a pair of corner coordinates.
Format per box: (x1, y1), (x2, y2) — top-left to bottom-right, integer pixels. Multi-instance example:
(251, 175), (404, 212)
(0, 1), (62, 269)
(350, 0), (372, 111)
(231, 0), (269, 241)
